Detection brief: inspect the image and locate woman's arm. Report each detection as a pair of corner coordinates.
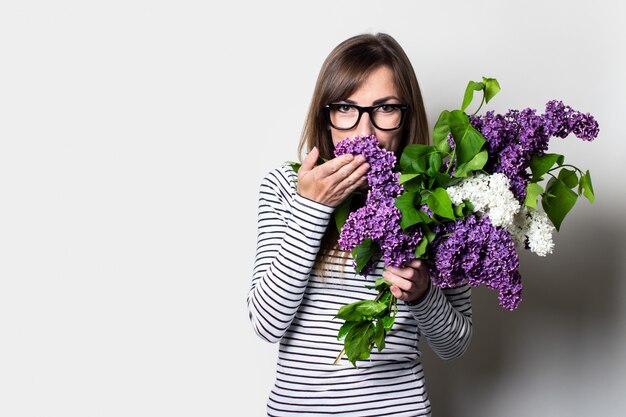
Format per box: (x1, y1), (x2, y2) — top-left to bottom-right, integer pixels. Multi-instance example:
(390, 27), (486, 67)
(246, 165), (334, 343)
(408, 283), (473, 360)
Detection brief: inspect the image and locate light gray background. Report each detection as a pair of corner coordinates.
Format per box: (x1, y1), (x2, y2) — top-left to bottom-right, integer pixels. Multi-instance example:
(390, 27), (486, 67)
(1, 1), (624, 416)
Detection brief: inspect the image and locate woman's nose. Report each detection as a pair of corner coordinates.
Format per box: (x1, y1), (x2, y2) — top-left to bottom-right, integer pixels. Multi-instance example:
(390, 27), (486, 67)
(355, 112), (376, 137)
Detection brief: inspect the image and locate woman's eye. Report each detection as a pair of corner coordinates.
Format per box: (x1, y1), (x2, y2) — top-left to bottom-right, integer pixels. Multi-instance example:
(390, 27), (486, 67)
(377, 105), (394, 113)
(338, 105), (354, 113)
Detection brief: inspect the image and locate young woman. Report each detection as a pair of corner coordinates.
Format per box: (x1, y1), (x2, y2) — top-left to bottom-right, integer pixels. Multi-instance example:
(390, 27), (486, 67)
(248, 33), (472, 417)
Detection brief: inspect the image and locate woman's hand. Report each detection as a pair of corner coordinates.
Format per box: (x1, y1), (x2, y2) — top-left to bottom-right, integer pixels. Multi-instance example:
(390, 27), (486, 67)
(383, 259), (430, 304)
(297, 147), (370, 207)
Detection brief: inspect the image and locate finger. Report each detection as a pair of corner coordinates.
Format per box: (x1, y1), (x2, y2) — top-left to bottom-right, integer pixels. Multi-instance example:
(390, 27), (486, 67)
(317, 153), (355, 177)
(386, 265), (418, 281)
(298, 147), (319, 178)
(341, 168), (369, 195)
(328, 155), (365, 187)
(393, 285), (416, 301)
(406, 259), (424, 270)
(390, 285), (403, 299)
(336, 159), (369, 189)
(383, 270), (414, 293)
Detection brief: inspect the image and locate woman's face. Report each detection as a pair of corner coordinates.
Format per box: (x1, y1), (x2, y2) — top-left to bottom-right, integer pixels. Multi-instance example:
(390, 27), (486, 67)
(329, 65), (404, 154)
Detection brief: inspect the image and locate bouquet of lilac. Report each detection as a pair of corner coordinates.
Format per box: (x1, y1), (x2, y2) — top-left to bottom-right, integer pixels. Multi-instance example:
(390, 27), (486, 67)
(327, 78), (599, 365)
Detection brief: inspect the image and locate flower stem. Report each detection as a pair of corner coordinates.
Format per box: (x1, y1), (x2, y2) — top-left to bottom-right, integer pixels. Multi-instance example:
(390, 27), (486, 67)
(471, 95), (486, 117)
(445, 147), (457, 176)
(333, 348), (345, 365)
(547, 163), (582, 174)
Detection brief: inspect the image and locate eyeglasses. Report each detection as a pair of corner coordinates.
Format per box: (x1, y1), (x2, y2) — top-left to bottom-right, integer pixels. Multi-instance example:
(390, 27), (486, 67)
(325, 103), (408, 131)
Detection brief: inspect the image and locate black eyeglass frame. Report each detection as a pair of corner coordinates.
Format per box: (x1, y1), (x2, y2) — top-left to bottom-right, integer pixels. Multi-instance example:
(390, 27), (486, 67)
(324, 103), (409, 131)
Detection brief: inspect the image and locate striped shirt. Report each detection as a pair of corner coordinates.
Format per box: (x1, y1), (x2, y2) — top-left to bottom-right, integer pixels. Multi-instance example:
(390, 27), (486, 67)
(247, 163), (473, 417)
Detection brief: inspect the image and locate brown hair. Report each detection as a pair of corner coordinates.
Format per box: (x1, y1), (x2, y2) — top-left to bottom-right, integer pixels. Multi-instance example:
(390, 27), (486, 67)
(298, 33), (430, 275)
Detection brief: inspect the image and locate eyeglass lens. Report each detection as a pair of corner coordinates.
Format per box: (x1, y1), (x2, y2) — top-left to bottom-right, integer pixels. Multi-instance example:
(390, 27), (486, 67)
(328, 105), (403, 130)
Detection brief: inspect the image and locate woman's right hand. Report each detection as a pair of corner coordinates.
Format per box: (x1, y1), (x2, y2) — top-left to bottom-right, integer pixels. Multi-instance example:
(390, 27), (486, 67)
(297, 147), (370, 207)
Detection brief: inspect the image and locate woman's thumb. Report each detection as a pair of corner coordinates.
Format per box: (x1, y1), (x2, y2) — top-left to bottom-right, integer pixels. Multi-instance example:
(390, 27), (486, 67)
(299, 146), (319, 175)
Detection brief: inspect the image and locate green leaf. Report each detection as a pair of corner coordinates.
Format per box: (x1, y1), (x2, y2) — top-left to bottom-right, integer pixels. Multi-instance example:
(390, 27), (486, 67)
(529, 153), (564, 182)
(401, 175), (424, 192)
(351, 239), (377, 274)
(373, 320), (386, 352)
(524, 182), (544, 209)
(417, 209), (433, 224)
(336, 300), (387, 321)
(288, 161), (301, 173)
(432, 171), (458, 188)
(394, 191), (423, 230)
(427, 152), (443, 175)
(378, 289), (392, 305)
(413, 235), (429, 258)
(399, 172), (420, 184)
(334, 194), (353, 233)
(355, 300), (387, 318)
(452, 200), (475, 219)
(399, 144), (435, 174)
(454, 149), (488, 178)
(433, 110), (451, 153)
(421, 223), (436, 243)
(374, 277), (390, 291)
(448, 110), (486, 166)
(427, 188), (456, 221)
(462, 80), (485, 112)
(558, 168), (578, 189)
(579, 170), (595, 203)
(453, 203), (465, 218)
(482, 77), (501, 103)
(335, 302), (358, 321)
(542, 178), (578, 231)
(337, 321), (356, 341)
(382, 315), (395, 331)
(448, 110), (469, 140)
(344, 321), (376, 366)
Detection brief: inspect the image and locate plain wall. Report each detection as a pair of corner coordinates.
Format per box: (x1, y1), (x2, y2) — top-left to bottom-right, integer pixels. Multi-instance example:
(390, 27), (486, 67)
(1, 1), (624, 416)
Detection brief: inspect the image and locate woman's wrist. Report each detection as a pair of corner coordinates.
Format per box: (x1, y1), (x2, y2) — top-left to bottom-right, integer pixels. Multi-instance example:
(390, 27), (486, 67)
(406, 280), (431, 306)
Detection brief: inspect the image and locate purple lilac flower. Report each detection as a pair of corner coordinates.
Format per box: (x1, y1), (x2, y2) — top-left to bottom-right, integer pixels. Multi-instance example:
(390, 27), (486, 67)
(470, 110), (518, 156)
(334, 135), (402, 196)
(469, 100), (599, 202)
(543, 100), (599, 141)
(334, 135), (423, 273)
(429, 214), (522, 310)
(516, 108), (551, 156)
(495, 142), (531, 201)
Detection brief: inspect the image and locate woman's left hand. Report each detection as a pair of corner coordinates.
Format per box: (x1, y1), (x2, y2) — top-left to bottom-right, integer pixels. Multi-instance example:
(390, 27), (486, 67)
(383, 259), (430, 304)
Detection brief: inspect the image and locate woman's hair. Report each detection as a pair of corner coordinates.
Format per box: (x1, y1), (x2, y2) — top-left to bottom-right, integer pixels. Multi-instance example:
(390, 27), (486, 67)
(298, 32), (430, 160)
(298, 32), (430, 276)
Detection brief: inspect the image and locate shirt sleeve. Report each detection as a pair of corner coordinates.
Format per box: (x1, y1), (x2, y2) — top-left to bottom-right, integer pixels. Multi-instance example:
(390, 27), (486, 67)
(407, 282), (473, 360)
(246, 165), (335, 343)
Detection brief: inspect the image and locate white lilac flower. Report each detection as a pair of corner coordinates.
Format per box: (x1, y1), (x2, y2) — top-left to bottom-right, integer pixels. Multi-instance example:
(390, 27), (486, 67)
(446, 173), (521, 228)
(507, 207), (555, 256)
(508, 209), (530, 247)
(525, 208), (555, 256)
